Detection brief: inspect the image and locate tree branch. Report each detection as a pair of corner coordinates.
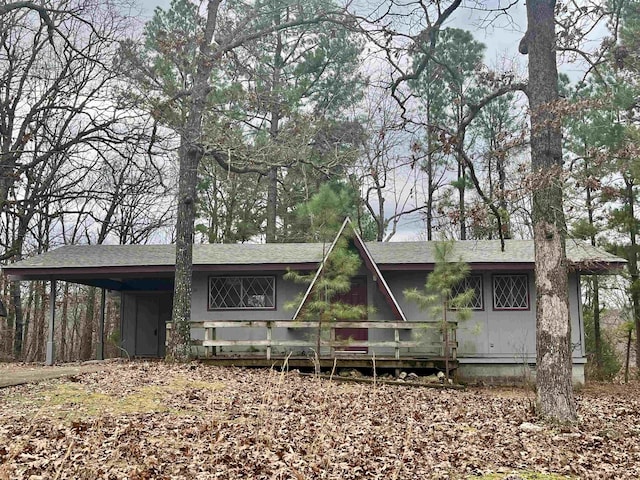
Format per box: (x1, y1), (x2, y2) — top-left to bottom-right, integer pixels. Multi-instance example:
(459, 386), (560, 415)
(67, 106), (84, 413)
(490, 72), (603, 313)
(0, 2), (56, 41)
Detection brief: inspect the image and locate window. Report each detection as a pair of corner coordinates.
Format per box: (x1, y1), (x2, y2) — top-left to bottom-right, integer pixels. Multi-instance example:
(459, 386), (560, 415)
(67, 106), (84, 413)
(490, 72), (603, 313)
(450, 275), (483, 310)
(493, 274), (529, 310)
(208, 276), (275, 310)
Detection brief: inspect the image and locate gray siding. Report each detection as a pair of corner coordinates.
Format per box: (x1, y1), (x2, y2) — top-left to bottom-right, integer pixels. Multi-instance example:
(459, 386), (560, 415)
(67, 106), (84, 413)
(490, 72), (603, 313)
(189, 269), (586, 363)
(191, 271), (306, 321)
(190, 271), (309, 354)
(119, 267), (586, 368)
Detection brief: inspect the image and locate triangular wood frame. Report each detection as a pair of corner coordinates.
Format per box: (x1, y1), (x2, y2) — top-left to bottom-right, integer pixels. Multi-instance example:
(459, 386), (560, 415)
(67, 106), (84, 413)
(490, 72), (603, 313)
(291, 217), (407, 321)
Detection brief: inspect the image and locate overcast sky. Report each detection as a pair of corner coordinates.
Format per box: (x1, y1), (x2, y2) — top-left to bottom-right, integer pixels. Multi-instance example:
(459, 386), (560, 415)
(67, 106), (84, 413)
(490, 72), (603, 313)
(139, 0), (171, 17)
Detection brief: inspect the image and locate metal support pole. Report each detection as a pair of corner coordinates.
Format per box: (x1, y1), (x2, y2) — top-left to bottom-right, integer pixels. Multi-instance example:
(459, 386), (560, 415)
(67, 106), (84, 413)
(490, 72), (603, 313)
(45, 280), (56, 366)
(97, 288), (106, 360)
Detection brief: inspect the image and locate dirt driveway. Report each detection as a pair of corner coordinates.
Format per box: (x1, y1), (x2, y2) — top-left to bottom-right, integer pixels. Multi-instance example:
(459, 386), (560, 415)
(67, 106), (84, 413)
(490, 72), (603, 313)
(0, 361), (118, 388)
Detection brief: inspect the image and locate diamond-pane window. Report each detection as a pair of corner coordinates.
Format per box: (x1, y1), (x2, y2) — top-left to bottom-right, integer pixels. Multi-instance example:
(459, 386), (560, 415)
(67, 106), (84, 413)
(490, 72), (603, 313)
(493, 274), (529, 310)
(208, 276), (275, 310)
(449, 275), (483, 310)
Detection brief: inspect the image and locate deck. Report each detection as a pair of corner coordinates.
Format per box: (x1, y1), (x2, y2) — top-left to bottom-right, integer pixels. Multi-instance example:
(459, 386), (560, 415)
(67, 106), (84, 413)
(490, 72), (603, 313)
(199, 355), (457, 372)
(179, 320), (458, 372)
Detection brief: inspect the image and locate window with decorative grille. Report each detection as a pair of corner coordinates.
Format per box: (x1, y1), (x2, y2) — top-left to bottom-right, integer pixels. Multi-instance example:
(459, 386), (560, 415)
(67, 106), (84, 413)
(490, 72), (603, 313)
(449, 274), (483, 310)
(492, 274), (529, 310)
(208, 276), (275, 310)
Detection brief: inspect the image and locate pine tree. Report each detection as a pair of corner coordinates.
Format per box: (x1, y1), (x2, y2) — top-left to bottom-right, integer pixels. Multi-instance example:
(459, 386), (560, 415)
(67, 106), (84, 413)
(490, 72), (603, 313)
(403, 241), (474, 379)
(284, 189), (367, 373)
(568, 0), (640, 373)
(409, 28), (486, 240)
(285, 235), (365, 372)
(123, 0), (347, 360)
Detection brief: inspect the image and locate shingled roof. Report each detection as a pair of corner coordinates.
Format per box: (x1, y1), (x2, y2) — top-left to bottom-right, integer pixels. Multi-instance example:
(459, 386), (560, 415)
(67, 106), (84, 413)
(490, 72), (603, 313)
(366, 239), (624, 268)
(5, 243), (324, 269)
(3, 238), (624, 281)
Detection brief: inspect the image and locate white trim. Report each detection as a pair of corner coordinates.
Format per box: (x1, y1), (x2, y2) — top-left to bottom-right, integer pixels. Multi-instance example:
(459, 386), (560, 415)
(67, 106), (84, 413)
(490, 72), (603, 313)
(291, 217), (408, 322)
(350, 223), (407, 321)
(208, 275), (276, 310)
(292, 218), (351, 320)
(492, 273), (529, 310)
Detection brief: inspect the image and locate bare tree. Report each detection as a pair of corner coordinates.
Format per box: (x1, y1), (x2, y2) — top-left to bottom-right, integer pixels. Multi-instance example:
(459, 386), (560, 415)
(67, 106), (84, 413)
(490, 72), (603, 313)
(0, 0), (145, 213)
(1, 145), (71, 356)
(0, 2), (56, 37)
(352, 87), (431, 241)
(0, 0), (160, 359)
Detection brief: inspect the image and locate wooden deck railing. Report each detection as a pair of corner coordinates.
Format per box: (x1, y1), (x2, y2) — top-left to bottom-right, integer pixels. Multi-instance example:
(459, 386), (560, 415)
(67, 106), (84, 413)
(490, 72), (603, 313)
(177, 320), (457, 361)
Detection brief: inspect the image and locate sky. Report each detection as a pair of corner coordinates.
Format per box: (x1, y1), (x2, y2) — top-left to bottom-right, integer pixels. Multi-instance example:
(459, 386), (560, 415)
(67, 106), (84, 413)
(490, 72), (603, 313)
(139, 0), (171, 17)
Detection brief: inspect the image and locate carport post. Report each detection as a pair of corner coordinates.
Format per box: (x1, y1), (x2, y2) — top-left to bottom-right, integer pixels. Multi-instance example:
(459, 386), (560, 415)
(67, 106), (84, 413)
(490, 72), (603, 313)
(45, 279), (56, 366)
(97, 288), (106, 361)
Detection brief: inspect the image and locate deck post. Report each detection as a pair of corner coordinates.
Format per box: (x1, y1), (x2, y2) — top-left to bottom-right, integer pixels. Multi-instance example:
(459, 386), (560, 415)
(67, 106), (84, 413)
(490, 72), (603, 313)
(450, 324), (457, 360)
(330, 326), (336, 357)
(204, 325), (212, 357)
(45, 280), (56, 366)
(394, 328), (400, 360)
(96, 288), (106, 361)
(266, 321), (272, 360)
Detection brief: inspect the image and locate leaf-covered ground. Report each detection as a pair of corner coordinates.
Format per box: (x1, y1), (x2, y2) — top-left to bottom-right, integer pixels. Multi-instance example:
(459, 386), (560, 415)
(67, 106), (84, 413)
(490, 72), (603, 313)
(0, 362), (638, 479)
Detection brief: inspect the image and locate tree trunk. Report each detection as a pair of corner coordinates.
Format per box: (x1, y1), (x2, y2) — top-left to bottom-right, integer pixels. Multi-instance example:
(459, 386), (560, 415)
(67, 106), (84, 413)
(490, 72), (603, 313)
(376, 178), (385, 242)
(458, 160), (466, 240)
(623, 178), (640, 370)
(105, 294), (116, 358)
(625, 327), (632, 384)
(79, 286), (96, 361)
(0, 174), (13, 215)
(426, 144), (434, 241)
(266, 166), (278, 243)
(425, 100), (434, 241)
(71, 288), (81, 359)
(586, 175), (602, 372)
(169, 0), (222, 361)
(631, 280), (640, 371)
(169, 134), (200, 361)
(265, 25), (283, 244)
(1, 277), (10, 356)
(60, 282), (69, 362)
(22, 283), (34, 361)
(11, 280), (24, 357)
(456, 97), (466, 241)
(497, 155), (510, 239)
(25, 282), (42, 362)
(523, 0), (577, 422)
(35, 282), (46, 362)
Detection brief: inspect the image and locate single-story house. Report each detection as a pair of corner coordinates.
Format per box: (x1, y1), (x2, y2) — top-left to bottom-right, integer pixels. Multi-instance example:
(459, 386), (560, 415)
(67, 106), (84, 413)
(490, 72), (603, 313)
(2, 219), (624, 383)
